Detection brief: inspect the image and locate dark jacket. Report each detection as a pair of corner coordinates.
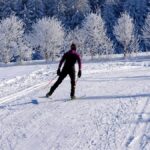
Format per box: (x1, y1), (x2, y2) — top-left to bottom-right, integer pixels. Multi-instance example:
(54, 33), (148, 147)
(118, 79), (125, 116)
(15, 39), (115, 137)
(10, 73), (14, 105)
(58, 49), (81, 71)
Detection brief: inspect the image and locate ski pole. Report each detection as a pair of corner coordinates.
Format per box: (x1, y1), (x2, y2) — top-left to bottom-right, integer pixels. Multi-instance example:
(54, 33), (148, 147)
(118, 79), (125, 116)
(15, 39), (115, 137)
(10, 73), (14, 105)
(75, 77), (79, 84)
(45, 74), (58, 88)
(48, 75), (58, 84)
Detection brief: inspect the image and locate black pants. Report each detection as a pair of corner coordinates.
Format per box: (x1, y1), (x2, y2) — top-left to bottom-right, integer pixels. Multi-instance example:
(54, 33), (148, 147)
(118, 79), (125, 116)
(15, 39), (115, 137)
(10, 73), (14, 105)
(49, 68), (76, 97)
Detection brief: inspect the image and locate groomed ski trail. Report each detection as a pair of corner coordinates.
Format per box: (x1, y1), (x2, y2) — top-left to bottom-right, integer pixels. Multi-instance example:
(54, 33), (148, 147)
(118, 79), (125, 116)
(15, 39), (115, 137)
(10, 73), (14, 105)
(0, 82), (48, 105)
(121, 97), (150, 150)
(0, 62), (150, 150)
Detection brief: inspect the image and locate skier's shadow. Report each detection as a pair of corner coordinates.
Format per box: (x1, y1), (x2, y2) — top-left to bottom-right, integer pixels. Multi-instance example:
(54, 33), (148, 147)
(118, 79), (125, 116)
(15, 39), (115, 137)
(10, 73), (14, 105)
(33, 93), (150, 104)
(37, 98), (67, 103)
(81, 75), (150, 82)
(1, 93), (150, 109)
(79, 93), (150, 100)
(0, 99), (39, 109)
(0, 98), (68, 109)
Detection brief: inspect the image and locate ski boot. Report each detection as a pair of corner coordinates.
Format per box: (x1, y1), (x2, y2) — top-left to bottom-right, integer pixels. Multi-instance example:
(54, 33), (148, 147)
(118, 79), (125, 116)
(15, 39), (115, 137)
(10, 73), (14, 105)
(71, 96), (76, 100)
(46, 92), (52, 98)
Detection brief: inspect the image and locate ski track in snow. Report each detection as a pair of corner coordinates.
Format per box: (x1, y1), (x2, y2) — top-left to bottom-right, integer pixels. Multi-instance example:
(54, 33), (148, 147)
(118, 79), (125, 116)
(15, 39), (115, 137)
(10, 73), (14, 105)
(0, 61), (150, 150)
(123, 97), (150, 150)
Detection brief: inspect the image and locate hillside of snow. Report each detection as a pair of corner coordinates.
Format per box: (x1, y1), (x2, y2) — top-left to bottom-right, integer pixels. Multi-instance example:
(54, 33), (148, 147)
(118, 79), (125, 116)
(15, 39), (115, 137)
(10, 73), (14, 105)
(0, 56), (150, 150)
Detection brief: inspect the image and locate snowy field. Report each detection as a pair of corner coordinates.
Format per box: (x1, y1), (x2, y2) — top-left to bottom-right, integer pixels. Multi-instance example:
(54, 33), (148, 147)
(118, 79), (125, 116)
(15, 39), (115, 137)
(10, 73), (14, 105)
(0, 56), (150, 150)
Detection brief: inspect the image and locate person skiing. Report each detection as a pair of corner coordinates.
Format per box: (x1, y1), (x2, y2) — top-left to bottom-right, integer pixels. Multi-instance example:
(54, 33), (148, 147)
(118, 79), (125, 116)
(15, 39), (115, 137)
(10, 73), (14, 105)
(46, 43), (82, 99)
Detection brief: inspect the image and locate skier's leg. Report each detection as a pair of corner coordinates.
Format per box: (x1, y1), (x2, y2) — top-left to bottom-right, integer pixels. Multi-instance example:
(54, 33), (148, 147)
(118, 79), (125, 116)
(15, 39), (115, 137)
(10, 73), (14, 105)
(46, 71), (67, 97)
(69, 69), (76, 99)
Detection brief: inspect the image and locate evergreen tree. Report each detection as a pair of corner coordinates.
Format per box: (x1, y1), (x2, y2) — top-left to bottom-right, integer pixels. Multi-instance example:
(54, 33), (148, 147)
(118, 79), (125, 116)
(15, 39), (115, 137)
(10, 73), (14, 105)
(124, 0), (148, 34)
(56, 0), (90, 29)
(44, 0), (58, 17)
(0, 0), (14, 18)
(102, 3), (116, 38)
(142, 13), (150, 51)
(0, 0), (6, 19)
(25, 0), (45, 29)
(88, 0), (105, 13)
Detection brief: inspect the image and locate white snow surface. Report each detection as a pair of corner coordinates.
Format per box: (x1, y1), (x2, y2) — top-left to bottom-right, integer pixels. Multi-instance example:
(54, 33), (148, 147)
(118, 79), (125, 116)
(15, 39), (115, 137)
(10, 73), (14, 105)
(0, 57), (150, 150)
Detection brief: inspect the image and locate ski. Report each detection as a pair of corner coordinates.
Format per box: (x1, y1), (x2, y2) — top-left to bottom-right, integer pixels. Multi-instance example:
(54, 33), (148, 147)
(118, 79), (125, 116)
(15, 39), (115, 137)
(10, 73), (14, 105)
(68, 95), (86, 101)
(38, 96), (52, 99)
(38, 95), (86, 102)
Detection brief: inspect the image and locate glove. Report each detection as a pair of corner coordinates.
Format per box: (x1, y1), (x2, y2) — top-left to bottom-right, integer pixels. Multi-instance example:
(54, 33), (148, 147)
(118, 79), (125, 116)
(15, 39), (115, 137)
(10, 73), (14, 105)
(78, 70), (81, 78)
(57, 68), (61, 76)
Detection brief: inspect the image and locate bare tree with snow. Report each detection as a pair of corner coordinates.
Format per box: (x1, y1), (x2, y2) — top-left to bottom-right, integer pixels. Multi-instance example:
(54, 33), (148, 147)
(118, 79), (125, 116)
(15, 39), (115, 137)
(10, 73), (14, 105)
(113, 11), (138, 57)
(124, 0), (148, 53)
(142, 13), (150, 51)
(82, 13), (114, 59)
(28, 17), (64, 61)
(0, 15), (31, 63)
(64, 27), (86, 57)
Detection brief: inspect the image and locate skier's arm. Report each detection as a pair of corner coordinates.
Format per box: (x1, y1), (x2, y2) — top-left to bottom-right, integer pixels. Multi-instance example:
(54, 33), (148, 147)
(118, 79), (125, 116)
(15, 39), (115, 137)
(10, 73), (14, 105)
(76, 54), (82, 78)
(77, 54), (81, 71)
(57, 54), (66, 76)
(58, 53), (66, 69)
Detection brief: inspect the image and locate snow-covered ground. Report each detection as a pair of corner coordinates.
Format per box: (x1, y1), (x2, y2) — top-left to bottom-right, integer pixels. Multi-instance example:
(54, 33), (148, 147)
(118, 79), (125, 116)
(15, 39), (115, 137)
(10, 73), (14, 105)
(0, 57), (150, 150)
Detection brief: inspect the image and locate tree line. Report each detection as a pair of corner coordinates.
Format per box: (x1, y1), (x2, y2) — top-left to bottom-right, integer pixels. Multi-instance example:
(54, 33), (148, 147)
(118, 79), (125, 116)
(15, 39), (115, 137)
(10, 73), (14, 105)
(0, 10), (149, 63)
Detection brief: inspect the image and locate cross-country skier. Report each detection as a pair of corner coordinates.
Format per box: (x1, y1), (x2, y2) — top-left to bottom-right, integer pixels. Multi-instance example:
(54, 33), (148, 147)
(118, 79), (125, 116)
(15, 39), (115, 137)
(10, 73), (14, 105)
(46, 43), (82, 99)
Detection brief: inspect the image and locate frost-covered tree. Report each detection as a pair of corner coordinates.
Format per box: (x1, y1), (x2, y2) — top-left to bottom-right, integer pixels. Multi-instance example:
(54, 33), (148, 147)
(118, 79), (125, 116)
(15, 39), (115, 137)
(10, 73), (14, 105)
(17, 37), (32, 62)
(0, 15), (31, 63)
(28, 17), (64, 61)
(64, 27), (86, 57)
(113, 12), (138, 57)
(142, 13), (150, 51)
(74, 0), (90, 14)
(129, 33), (140, 54)
(82, 13), (114, 59)
(0, 0), (149, 53)
(124, 0), (148, 52)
